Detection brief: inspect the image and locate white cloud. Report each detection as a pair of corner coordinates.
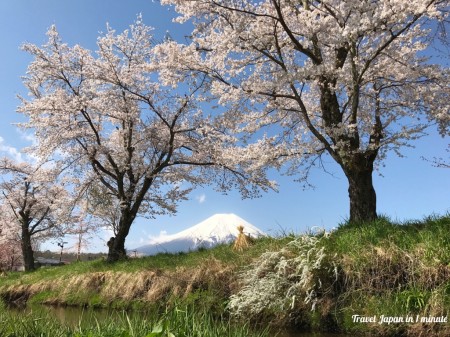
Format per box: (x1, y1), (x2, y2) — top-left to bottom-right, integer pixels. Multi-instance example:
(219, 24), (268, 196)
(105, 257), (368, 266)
(0, 133), (40, 164)
(196, 193), (206, 204)
(0, 136), (22, 162)
(101, 228), (115, 244)
(17, 129), (37, 146)
(146, 230), (168, 244)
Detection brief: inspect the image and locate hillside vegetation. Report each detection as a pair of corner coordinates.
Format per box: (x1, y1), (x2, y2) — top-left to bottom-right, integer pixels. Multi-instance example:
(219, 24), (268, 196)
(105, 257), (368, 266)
(1, 215), (450, 336)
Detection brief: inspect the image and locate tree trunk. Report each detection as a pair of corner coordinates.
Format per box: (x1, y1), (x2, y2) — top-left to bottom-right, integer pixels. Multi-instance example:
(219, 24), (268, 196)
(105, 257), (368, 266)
(344, 165), (377, 223)
(21, 226), (35, 271)
(106, 210), (134, 262)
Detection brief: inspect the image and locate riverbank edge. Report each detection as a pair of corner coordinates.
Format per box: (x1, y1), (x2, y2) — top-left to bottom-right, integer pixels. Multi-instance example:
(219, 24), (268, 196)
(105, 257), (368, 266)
(1, 215), (450, 336)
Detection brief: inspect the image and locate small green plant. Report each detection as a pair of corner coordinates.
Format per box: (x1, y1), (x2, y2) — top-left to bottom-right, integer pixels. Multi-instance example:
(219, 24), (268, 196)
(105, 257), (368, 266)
(396, 289), (429, 313)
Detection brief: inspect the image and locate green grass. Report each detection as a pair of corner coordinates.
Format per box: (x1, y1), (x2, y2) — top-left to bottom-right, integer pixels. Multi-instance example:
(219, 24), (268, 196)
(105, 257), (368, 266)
(0, 235), (294, 312)
(327, 214), (450, 272)
(224, 214), (450, 336)
(0, 235), (291, 290)
(0, 304), (270, 337)
(324, 214), (450, 335)
(1, 214), (449, 336)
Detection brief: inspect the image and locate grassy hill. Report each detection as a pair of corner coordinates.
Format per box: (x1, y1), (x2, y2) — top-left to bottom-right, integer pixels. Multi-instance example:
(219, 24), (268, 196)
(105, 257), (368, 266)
(1, 214), (450, 336)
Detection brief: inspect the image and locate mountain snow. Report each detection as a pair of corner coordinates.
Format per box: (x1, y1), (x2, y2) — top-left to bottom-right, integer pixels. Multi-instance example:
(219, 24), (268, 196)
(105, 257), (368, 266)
(134, 213), (266, 255)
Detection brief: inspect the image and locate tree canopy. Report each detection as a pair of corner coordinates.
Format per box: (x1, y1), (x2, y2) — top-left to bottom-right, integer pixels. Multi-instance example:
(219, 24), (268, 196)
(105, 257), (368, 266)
(0, 158), (70, 270)
(18, 17), (275, 261)
(161, 0), (450, 222)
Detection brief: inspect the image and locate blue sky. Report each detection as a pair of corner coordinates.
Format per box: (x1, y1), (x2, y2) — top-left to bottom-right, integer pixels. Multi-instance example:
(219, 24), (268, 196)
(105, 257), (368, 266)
(0, 1), (449, 253)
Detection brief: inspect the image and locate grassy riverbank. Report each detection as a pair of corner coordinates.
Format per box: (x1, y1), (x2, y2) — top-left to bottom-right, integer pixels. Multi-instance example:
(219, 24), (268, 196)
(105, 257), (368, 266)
(1, 214), (449, 336)
(327, 215), (450, 336)
(0, 236), (291, 311)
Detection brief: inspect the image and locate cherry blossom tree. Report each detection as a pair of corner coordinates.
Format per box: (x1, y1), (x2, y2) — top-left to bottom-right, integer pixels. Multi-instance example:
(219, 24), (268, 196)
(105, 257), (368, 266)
(161, 0), (450, 222)
(84, 181), (122, 237)
(0, 241), (22, 272)
(69, 220), (98, 261)
(0, 214), (22, 271)
(18, 17), (274, 262)
(0, 159), (71, 271)
(424, 144), (450, 168)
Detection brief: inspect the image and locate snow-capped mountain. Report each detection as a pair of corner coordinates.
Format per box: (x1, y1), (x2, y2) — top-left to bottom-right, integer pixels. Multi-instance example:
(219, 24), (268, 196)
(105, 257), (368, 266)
(134, 213), (265, 255)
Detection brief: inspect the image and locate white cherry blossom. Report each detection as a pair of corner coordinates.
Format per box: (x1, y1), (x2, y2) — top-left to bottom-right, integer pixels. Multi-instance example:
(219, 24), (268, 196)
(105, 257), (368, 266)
(161, 0), (450, 222)
(18, 17), (275, 262)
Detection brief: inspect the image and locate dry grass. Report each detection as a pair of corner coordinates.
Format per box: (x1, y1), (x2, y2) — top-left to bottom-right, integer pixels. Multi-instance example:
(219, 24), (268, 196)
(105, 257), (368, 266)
(233, 225), (254, 252)
(1, 257), (236, 309)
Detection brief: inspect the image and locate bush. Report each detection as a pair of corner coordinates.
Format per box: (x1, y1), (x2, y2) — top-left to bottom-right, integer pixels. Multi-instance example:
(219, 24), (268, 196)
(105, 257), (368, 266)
(228, 233), (338, 325)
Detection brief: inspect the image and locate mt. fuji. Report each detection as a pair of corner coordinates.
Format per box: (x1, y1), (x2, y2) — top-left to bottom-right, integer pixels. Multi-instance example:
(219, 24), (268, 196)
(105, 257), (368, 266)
(134, 213), (266, 255)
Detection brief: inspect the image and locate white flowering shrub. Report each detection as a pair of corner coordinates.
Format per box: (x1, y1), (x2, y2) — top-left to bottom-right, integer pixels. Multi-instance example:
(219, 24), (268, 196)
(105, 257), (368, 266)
(228, 234), (337, 321)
